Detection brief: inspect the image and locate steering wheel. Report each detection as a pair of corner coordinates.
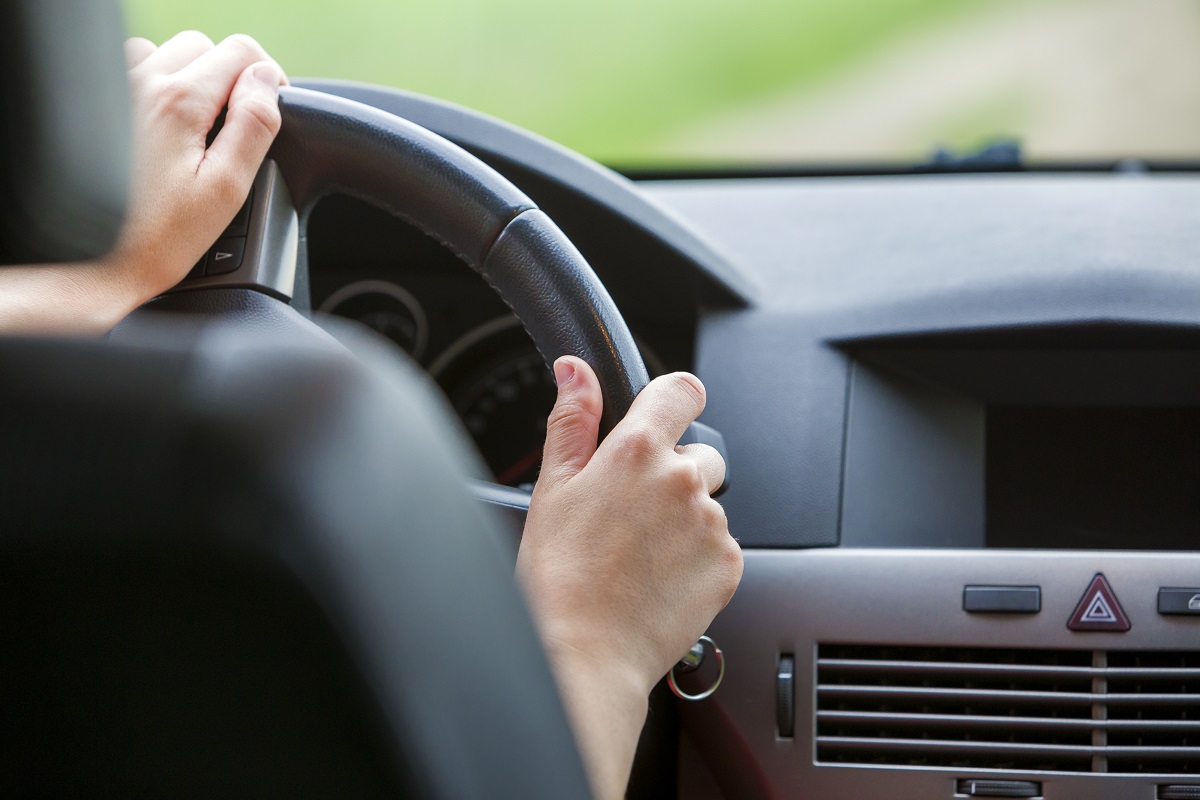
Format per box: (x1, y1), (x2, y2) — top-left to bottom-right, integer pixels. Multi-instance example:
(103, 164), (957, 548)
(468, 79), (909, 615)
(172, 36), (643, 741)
(170, 86), (651, 435)
(131, 85), (655, 798)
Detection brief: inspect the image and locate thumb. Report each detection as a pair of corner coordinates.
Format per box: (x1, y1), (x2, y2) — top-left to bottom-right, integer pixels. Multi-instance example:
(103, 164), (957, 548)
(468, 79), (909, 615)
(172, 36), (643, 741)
(539, 356), (603, 487)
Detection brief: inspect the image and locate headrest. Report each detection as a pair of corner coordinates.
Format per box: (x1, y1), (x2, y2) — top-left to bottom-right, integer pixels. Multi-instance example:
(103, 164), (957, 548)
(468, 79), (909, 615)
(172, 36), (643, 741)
(0, 0), (130, 264)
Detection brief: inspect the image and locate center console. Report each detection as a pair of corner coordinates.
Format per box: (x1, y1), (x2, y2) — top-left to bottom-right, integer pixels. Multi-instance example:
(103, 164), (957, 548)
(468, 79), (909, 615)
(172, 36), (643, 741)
(681, 549), (1200, 800)
(681, 326), (1200, 799)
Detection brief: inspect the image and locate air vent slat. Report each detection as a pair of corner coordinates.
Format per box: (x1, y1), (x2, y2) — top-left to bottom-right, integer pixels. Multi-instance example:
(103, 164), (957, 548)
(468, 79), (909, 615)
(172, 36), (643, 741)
(818, 711), (1094, 731)
(1104, 694), (1200, 706)
(822, 738), (1200, 760)
(819, 658), (1096, 679)
(1106, 720), (1200, 731)
(1107, 668), (1200, 679)
(819, 736), (1096, 757)
(819, 659), (1200, 681)
(815, 644), (1200, 775)
(818, 711), (1200, 732)
(818, 685), (1094, 704)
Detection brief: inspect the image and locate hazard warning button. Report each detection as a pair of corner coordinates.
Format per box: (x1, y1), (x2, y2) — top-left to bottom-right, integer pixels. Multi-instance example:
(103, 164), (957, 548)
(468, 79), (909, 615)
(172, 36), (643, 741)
(1068, 574), (1130, 632)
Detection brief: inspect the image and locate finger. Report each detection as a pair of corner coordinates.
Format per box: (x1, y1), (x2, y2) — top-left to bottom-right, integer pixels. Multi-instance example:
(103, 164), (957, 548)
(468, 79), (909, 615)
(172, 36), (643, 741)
(610, 372), (706, 451)
(140, 30), (215, 74)
(675, 442), (726, 495)
(538, 357), (603, 488)
(124, 37), (156, 70)
(202, 61), (284, 195)
(176, 34), (282, 110)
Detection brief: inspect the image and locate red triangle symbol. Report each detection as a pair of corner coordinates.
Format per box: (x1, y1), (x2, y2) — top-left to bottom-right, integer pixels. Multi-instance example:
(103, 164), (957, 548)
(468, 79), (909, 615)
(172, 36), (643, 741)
(1068, 574), (1130, 632)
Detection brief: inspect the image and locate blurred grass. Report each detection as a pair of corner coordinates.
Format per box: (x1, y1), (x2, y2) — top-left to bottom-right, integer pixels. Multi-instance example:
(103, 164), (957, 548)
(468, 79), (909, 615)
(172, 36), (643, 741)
(122, 0), (988, 166)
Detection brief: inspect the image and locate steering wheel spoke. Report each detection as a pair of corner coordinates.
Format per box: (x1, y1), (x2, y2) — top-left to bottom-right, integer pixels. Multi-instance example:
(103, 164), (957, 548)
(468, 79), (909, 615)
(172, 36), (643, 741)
(171, 160), (300, 302)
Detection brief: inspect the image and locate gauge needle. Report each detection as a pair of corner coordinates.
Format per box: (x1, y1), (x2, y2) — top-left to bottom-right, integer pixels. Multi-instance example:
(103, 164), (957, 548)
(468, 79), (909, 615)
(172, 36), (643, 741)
(497, 447), (544, 485)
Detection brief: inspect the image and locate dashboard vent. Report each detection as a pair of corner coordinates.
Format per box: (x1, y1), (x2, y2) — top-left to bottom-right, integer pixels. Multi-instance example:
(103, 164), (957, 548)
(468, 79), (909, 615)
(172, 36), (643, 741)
(816, 644), (1200, 774)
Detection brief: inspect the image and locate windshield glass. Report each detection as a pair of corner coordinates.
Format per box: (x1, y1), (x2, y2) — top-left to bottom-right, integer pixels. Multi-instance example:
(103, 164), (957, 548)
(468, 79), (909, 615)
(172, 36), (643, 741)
(121, 0), (1199, 168)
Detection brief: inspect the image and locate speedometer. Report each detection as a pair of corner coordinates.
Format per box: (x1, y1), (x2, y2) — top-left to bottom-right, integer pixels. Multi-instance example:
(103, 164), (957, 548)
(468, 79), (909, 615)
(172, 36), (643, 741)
(453, 348), (557, 488)
(318, 280), (429, 360)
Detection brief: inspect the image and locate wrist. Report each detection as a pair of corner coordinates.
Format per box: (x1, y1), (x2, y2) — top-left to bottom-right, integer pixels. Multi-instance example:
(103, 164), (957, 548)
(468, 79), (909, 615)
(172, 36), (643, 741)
(518, 563), (663, 700)
(531, 603), (662, 699)
(76, 256), (144, 327)
(543, 632), (654, 706)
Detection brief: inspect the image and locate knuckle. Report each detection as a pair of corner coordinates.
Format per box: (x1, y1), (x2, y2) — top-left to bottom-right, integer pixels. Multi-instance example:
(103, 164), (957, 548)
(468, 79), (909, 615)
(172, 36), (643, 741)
(667, 458), (706, 494)
(718, 532), (742, 566)
(704, 497), (729, 528)
(618, 427), (659, 461)
(223, 33), (267, 58)
(124, 37), (153, 69)
(177, 30), (215, 50)
(547, 396), (588, 431)
(241, 95), (283, 138)
(127, 67), (148, 91)
(717, 539), (744, 595)
(153, 77), (204, 120)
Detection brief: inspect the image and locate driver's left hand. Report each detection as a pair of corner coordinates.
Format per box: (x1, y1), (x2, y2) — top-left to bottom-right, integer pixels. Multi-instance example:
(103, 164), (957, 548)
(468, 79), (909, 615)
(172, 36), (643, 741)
(110, 31), (286, 305)
(0, 31), (285, 334)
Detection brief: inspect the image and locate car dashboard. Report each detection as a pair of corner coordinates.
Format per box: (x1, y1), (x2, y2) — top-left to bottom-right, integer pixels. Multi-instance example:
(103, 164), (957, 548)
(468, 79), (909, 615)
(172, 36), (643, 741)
(300, 81), (1200, 800)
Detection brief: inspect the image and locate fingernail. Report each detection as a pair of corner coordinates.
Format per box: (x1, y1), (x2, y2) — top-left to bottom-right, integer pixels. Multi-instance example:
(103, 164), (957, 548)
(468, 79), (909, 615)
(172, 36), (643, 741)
(252, 62), (282, 89)
(553, 357), (576, 388)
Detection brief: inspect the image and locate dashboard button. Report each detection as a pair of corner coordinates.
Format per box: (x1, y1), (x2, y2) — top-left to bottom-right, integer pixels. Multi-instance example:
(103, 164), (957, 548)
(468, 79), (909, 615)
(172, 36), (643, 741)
(222, 190), (253, 237)
(1067, 573), (1130, 632)
(776, 654), (795, 738)
(206, 238), (246, 276)
(1158, 588), (1200, 616)
(957, 778), (1040, 798)
(963, 585), (1041, 613)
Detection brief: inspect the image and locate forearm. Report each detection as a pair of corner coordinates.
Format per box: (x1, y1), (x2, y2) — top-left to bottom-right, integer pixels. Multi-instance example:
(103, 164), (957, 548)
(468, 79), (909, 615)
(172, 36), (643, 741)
(0, 257), (146, 335)
(543, 639), (650, 800)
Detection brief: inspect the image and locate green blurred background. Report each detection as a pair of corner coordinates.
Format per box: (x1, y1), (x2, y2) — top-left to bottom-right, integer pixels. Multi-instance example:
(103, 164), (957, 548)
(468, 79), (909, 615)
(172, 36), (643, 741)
(121, 0), (1200, 166)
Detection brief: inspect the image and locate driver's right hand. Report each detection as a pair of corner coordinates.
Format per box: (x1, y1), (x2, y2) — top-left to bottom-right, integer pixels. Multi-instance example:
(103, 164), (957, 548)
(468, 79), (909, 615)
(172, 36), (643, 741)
(517, 355), (743, 800)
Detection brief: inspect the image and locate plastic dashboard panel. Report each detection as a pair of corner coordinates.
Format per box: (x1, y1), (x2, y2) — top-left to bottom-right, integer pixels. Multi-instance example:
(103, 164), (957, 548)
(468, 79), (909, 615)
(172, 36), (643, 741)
(644, 174), (1200, 548)
(682, 548), (1200, 800)
(640, 175), (1200, 795)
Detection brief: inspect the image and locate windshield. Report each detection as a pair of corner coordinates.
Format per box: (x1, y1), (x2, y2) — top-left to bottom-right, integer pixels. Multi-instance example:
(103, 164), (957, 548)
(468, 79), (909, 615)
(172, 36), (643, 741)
(121, 0), (1200, 168)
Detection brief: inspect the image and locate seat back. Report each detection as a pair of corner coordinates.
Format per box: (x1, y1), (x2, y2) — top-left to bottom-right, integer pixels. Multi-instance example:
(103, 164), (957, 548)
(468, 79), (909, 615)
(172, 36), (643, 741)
(0, 320), (592, 799)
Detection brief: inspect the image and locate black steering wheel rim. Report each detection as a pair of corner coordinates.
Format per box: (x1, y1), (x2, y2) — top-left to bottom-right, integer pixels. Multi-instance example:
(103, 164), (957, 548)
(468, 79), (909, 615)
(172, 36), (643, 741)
(269, 85), (650, 436)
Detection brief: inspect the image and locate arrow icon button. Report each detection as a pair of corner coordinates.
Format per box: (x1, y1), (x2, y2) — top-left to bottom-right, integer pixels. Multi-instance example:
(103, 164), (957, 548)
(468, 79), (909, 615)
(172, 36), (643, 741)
(1158, 588), (1200, 616)
(205, 237), (246, 276)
